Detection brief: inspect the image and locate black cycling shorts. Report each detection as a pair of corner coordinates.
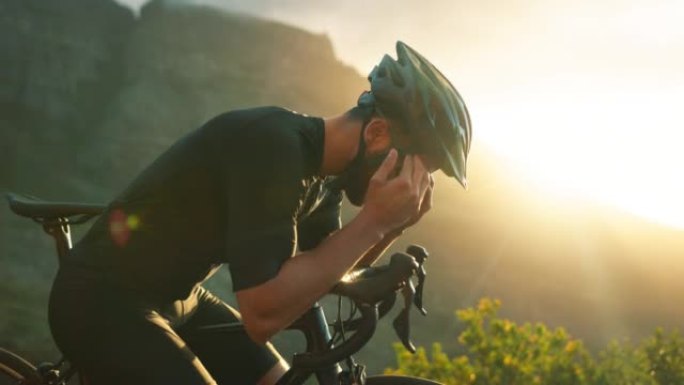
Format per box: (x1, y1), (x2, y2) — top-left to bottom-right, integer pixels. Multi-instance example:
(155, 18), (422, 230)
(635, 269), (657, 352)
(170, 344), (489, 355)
(48, 265), (283, 385)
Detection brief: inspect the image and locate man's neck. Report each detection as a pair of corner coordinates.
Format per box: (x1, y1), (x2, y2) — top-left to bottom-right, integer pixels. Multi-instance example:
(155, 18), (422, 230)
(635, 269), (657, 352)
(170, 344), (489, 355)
(320, 114), (362, 176)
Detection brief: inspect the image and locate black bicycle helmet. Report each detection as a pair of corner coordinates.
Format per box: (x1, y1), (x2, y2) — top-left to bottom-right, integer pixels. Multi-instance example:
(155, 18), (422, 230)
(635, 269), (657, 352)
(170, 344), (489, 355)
(359, 41), (472, 188)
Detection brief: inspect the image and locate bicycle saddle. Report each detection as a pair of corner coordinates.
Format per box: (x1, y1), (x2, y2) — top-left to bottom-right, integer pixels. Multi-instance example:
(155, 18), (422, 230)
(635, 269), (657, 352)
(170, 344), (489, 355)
(6, 192), (106, 219)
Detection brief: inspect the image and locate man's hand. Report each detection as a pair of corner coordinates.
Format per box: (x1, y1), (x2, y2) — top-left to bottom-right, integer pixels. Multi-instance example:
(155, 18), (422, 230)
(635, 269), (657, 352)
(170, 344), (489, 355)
(396, 173), (434, 232)
(361, 149), (432, 237)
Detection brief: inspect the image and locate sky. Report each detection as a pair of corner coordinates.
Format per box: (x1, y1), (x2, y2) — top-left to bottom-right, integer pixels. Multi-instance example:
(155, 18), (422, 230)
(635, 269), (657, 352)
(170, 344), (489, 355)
(116, 0), (684, 229)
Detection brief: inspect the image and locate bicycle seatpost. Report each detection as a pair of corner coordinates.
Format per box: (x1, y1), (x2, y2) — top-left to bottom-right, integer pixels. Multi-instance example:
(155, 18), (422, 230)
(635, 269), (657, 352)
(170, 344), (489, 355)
(43, 218), (73, 262)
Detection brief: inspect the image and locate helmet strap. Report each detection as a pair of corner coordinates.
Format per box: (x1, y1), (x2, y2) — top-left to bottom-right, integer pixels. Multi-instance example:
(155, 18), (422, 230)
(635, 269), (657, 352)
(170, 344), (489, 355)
(327, 112), (373, 192)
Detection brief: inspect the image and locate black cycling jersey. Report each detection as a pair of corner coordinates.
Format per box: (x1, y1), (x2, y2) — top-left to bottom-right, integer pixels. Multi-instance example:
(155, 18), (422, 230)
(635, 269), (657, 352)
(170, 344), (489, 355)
(65, 106), (342, 301)
(49, 106), (343, 385)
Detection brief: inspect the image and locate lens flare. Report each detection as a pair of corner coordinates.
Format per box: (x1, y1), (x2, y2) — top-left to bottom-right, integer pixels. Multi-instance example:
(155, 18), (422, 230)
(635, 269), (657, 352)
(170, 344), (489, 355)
(127, 214), (141, 230)
(109, 209), (141, 247)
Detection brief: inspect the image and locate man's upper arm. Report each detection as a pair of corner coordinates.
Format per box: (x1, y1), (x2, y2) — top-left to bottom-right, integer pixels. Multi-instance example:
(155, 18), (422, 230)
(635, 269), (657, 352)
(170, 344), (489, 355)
(220, 118), (308, 292)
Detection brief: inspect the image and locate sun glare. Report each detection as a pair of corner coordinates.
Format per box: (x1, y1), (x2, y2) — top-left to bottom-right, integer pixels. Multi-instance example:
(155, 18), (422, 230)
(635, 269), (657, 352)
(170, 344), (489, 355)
(472, 77), (684, 230)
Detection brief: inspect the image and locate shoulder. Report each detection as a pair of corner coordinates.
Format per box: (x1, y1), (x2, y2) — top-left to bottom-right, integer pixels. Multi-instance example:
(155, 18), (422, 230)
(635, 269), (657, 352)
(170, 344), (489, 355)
(199, 106), (322, 179)
(202, 107), (312, 150)
(202, 106), (304, 133)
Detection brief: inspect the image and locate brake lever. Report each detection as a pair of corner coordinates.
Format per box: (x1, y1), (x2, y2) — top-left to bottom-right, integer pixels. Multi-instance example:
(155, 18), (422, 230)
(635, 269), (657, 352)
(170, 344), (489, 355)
(406, 244), (429, 264)
(414, 264), (427, 316)
(406, 245), (428, 316)
(392, 279), (417, 353)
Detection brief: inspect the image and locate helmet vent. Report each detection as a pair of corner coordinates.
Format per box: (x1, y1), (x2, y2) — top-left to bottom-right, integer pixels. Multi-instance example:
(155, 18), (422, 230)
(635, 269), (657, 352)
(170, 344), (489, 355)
(389, 67), (405, 87)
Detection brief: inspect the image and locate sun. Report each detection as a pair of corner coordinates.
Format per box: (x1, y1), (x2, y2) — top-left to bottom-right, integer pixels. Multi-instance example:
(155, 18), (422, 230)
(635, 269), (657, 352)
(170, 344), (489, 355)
(472, 79), (684, 230)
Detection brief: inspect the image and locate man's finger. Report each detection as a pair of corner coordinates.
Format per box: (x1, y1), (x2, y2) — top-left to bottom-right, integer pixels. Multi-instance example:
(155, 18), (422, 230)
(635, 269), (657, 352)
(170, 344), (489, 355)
(412, 176), (434, 222)
(399, 153), (413, 180)
(372, 148), (398, 182)
(421, 176), (434, 209)
(413, 156), (430, 196)
(412, 155), (428, 184)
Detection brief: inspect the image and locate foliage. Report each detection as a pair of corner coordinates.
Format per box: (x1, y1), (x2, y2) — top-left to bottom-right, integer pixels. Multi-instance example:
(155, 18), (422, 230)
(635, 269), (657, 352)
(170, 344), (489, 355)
(385, 298), (684, 385)
(642, 328), (684, 385)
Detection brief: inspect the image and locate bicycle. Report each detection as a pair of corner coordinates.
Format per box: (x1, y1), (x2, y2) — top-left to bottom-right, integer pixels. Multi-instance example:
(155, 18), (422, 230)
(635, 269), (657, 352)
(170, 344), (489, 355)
(2, 192), (442, 385)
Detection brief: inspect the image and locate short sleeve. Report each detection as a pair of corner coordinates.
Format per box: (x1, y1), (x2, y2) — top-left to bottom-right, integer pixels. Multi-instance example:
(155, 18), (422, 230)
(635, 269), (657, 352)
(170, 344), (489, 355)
(220, 115), (308, 292)
(297, 187), (343, 251)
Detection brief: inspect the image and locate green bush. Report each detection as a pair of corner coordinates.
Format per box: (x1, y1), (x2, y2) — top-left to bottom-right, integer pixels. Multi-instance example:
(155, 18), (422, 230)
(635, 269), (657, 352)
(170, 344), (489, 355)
(385, 298), (683, 385)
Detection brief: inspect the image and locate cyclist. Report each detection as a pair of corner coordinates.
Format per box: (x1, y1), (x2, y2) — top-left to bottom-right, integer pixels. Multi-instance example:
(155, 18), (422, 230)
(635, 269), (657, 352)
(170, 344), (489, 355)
(48, 41), (471, 385)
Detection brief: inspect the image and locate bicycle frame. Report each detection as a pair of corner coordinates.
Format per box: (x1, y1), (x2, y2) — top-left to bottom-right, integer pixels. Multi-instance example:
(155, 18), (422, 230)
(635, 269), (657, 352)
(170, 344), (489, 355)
(276, 304), (343, 385)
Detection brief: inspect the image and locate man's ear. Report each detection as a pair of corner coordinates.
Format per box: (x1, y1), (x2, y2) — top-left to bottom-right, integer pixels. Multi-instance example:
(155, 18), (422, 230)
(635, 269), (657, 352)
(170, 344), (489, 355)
(363, 118), (392, 154)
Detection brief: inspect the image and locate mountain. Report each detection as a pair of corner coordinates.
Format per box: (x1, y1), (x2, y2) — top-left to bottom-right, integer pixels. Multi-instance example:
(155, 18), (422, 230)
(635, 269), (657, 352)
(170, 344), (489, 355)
(1, 0), (682, 376)
(0, 0), (134, 193)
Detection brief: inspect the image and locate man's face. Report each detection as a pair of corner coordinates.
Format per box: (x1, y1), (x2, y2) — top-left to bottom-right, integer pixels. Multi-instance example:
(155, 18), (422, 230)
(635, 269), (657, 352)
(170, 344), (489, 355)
(342, 120), (437, 206)
(343, 149), (438, 207)
(343, 149), (395, 207)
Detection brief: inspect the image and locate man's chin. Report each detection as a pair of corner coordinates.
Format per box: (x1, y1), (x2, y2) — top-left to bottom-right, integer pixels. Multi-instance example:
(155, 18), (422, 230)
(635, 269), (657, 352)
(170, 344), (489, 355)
(343, 185), (366, 207)
(340, 151), (387, 207)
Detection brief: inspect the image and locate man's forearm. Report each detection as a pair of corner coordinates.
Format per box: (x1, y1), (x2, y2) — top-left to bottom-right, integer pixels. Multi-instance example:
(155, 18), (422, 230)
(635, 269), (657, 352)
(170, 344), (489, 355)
(353, 228), (403, 268)
(236, 210), (387, 343)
